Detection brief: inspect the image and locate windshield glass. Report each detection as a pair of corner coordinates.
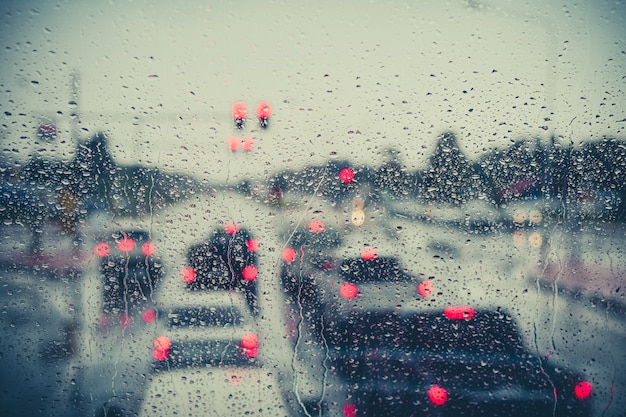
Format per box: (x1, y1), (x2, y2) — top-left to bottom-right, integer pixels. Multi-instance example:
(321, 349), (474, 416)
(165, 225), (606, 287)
(1, 1), (624, 416)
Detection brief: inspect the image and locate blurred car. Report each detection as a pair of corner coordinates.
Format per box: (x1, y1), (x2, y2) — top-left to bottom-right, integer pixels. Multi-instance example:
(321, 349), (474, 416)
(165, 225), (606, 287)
(275, 188), (594, 416)
(184, 225), (259, 315)
(72, 193), (310, 416)
(70, 219), (165, 417)
(321, 307), (593, 417)
(137, 219), (309, 416)
(0, 270), (76, 417)
(93, 229), (164, 323)
(138, 290), (290, 416)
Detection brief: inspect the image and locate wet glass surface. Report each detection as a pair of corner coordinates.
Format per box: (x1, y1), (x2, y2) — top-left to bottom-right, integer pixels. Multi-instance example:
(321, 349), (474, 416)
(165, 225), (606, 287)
(1, 0), (625, 416)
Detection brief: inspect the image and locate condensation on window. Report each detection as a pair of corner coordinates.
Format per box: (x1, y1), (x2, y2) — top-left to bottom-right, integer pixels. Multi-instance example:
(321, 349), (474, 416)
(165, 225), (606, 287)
(1, 1), (625, 416)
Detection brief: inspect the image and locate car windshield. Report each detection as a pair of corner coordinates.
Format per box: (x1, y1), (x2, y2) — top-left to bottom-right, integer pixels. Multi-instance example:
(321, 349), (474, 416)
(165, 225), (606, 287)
(1, 1), (624, 416)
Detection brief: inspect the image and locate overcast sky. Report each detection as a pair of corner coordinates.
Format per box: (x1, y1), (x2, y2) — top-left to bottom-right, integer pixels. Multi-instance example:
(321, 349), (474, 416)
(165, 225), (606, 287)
(2, 0), (625, 182)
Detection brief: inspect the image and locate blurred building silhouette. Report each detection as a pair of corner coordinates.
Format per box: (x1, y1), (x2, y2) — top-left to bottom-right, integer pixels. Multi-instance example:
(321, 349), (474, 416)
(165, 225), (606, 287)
(69, 132), (116, 212)
(420, 132), (485, 205)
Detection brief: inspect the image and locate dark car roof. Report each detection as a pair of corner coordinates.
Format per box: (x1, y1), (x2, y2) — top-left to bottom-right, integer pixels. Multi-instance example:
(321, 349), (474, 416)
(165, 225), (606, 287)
(324, 308), (526, 354)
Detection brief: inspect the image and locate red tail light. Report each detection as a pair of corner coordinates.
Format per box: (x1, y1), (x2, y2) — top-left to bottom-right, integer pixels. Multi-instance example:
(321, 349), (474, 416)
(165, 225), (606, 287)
(308, 219), (325, 234)
(242, 265), (258, 281)
(427, 385), (448, 406)
(142, 309), (156, 323)
(116, 237), (135, 252)
(153, 336), (171, 361)
(339, 167), (355, 183)
(417, 280), (434, 297)
(340, 283), (358, 299)
(224, 222), (240, 235)
(444, 306), (475, 320)
(180, 267), (196, 283)
(574, 381), (592, 400)
(142, 241), (156, 256)
(343, 403), (357, 417)
(247, 239), (259, 252)
(241, 333), (258, 358)
(282, 247), (297, 263)
(360, 247), (378, 261)
(94, 242), (111, 257)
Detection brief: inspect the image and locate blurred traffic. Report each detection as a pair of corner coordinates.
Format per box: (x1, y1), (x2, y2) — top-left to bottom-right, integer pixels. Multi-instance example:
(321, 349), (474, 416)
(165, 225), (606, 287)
(2, 119), (626, 415)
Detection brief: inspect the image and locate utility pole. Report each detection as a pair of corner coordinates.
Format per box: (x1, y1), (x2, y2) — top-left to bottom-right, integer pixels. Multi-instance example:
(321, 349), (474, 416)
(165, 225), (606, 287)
(69, 70), (81, 141)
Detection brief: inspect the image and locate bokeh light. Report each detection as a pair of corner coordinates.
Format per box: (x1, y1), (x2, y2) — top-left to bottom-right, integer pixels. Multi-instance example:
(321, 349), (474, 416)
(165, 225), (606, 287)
(340, 282), (358, 299)
(232, 102), (248, 120)
(224, 222), (240, 234)
(94, 242), (111, 257)
(574, 381), (592, 400)
(180, 267), (196, 283)
(339, 167), (355, 183)
(247, 239), (259, 252)
(226, 136), (241, 152)
(444, 306), (475, 320)
(242, 265), (258, 281)
(308, 219), (325, 234)
(241, 333), (259, 358)
(242, 135), (255, 151)
(360, 247), (378, 261)
(343, 403), (357, 417)
(282, 247), (297, 263)
(142, 241), (156, 257)
(142, 309), (156, 323)
(152, 336), (171, 361)
(418, 280), (434, 297)
(256, 102), (272, 119)
(116, 237), (135, 252)
(427, 385), (448, 406)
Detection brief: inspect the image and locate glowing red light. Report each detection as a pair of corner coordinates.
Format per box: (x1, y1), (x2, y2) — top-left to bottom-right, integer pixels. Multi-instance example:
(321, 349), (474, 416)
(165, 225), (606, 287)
(343, 403), (357, 417)
(180, 267), (196, 283)
(444, 306), (475, 320)
(282, 247), (297, 263)
(119, 314), (133, 329)
(242, 135), (255, 151)
(418, 280), (434, 297)
(256, 102), (272, 119)
(428, 385), (448, 406)
(308, 219), (325, 234)
(232, 102), (248, 120)
(226, 136), (241, 151)
(241, 333), (259, 358)
(242, 265), (258, 281)
(154, 335), (171, 350)
(574, 381), (592, 400)
(116, 237), (135, 252)
(143, 309), (156, 323)
(340, 282), (358, 299)
(94, 242), (110, 257)
(360, 247), (378, 261)
(142, 241), (156, 257)
(153, 336), (171, 361)
(339, 167), (355, 183)
(224, 222), (240, 234)
(247, 239), (259, 252)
